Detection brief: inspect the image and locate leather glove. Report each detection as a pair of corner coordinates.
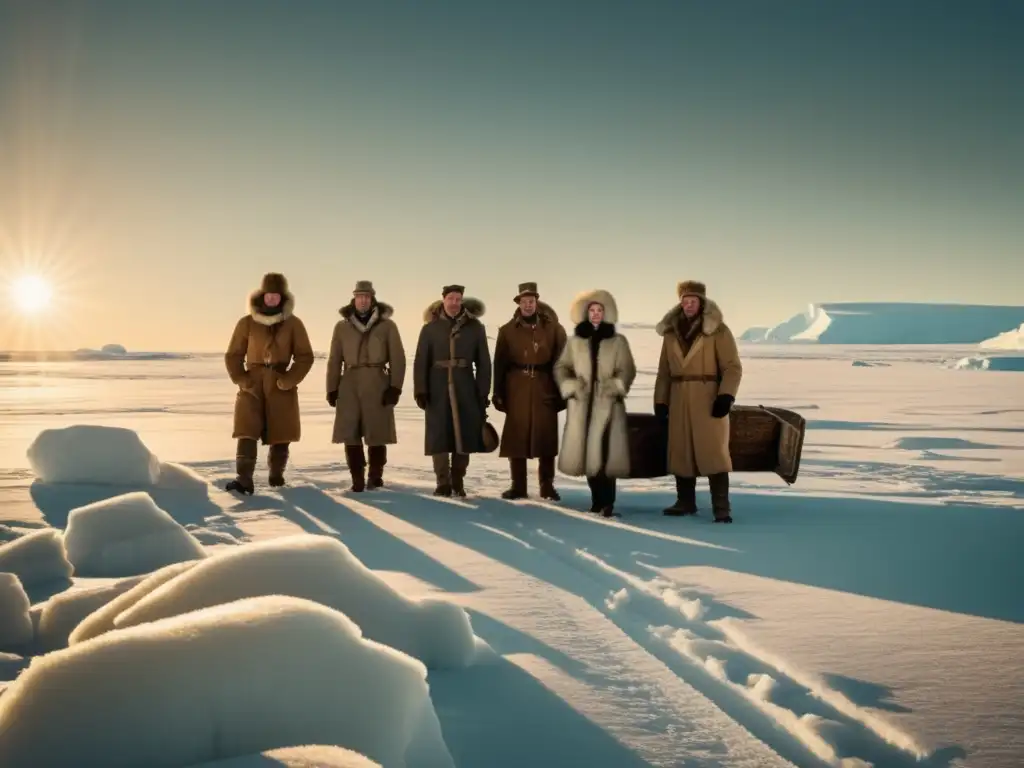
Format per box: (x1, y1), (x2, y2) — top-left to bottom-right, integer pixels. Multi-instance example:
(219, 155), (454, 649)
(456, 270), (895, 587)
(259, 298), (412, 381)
(654, 402), (669, 421)
(711, 394), (734, 419)
(415, 393), (429, 410)
(492, 395), (506, 413)
(382, 386), (401, 406)
(327, 390), (338, 408)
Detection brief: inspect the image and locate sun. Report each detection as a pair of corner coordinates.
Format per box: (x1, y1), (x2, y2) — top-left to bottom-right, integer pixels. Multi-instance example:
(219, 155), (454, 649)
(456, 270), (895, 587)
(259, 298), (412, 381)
(10, 274), (54, 314)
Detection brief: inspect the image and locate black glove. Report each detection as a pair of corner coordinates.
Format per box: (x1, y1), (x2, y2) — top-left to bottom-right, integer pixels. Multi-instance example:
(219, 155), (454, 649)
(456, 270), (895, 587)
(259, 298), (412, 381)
(382, 386), (401, 406)
(327, 390), (338, 408)
(711, 394), (734, 419)
(415, 393), (429, 410)
(492, 395), (506, 413)
(654, 402), (669, 421)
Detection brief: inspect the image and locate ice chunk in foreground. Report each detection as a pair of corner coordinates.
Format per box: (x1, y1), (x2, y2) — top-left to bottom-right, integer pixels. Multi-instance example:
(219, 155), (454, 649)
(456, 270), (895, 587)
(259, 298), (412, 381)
(34, 575), (146, 652)
(187, 744), (382, 767)
(0, 595), (454, 768)
(68, 559), (200, 645)
(27, 424), (161, 486)
(0, 574), (33, 650)
(63, 491), (207, 577)
(110, 534), (479, 669)
(0, 528), (73, 588)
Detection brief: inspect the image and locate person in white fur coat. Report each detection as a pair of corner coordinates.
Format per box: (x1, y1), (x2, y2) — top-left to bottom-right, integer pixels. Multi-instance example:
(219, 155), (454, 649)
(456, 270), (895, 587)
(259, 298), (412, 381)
(553, 289), (637, 517)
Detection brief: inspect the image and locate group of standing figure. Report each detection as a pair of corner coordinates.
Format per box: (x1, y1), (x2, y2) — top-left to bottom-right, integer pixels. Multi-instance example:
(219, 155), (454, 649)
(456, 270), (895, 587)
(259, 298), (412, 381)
(223, 273), (743, 523)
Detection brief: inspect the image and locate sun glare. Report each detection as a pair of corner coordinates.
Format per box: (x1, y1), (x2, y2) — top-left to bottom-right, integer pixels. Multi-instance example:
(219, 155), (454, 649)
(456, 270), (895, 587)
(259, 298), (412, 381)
(10, 274), (54, 314)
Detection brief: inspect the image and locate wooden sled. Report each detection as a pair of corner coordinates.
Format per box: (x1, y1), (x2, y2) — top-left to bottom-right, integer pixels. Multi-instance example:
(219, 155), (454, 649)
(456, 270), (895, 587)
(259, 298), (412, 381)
(626, 405), (807, 484)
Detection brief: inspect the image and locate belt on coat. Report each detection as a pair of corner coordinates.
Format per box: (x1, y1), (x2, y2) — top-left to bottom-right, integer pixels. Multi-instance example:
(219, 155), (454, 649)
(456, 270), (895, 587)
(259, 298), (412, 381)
(671, 374), (720, 383)
(250, 363), (289, 373)
(434, 359), (469, 368)
(510, 361), (552, 378)
(345, 362), (387, 370)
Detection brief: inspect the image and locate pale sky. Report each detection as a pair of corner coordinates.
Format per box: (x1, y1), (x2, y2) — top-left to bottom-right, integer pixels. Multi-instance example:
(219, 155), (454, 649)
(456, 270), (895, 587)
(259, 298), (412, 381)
(1, 1), (1022, 352)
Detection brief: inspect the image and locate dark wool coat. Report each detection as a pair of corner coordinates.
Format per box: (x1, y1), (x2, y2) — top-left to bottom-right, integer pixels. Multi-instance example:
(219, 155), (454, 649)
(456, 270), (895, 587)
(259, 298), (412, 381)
(413, 298), (492, 455)
(493, 302), (567, 458)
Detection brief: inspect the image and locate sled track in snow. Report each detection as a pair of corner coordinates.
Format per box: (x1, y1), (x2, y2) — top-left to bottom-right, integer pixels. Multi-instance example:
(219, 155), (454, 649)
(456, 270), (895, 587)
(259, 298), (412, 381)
(520, 525), (953, 768)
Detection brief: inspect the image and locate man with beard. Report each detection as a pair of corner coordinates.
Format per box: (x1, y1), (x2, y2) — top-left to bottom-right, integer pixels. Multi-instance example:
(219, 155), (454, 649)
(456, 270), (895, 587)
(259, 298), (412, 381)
(326, 280), (406, 491)
(224, 272), (315, 494)
(414, 284), (492, 497)
(653, 280), (743, 522)
(492, 282), (567, 500)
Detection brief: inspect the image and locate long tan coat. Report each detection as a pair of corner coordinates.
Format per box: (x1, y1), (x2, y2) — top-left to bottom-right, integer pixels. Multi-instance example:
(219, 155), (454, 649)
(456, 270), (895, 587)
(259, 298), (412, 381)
(554, 290), (637, 478)
(653, 300), (743, 477)
(225, 291), (315, 445)
(493, 303), (567, 458)
(413, 298), (492, 455)
(326, 301), (407, 446)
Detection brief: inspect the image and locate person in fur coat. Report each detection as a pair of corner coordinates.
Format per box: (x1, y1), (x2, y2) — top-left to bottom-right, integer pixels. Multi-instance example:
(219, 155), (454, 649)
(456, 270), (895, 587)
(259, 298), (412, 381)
(224, 272), (315, 494)
(553, 289), (637, 517)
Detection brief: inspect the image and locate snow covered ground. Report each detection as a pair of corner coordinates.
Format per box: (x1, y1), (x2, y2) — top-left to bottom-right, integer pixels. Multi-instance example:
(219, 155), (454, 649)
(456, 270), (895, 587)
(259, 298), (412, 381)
(0, 339), (1021, 767)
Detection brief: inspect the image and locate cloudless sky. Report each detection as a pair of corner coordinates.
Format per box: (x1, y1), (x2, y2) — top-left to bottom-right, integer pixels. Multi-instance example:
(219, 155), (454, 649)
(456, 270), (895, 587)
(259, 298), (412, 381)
(1, 0), (1021, 351)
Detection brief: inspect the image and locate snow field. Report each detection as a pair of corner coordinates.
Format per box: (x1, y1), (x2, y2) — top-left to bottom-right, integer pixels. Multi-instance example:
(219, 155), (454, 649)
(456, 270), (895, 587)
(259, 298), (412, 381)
(0, 595), (454, 768)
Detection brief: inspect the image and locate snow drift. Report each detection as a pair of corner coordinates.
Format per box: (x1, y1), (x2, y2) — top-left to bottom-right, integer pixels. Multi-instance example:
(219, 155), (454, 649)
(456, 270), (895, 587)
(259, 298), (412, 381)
(27, 425), (162, 485)
(68, 560), (200, 645)
(0, 574), (33, 650)
(62, 491), (207, 577)
(34, 575), (146, 652)
(187, 745), (382, 767)
(744, 302), (1024, 344)
(949, 355), (1024, 372)
(0, 595), (454, 768)
(979, 322), (1024, 351)
(105, 534), (480, 669)
(0, 528), (73, 588)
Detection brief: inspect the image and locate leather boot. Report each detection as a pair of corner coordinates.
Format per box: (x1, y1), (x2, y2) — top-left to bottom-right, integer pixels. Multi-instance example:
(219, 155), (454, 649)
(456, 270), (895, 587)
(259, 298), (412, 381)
(367, 445), (387, 488)
(432, 454), (452, 496)
(599, 475), (618, 517)
(225, 438), (257, 495)
(538, 456), (560, 501)
(709, 472), (733, 523)
(345, 444), (367, 492)
(268, 443), (289, 488)
(664, 475), (698, 516)
(451, 453), (469, 497)
(501, 458), (528, 499)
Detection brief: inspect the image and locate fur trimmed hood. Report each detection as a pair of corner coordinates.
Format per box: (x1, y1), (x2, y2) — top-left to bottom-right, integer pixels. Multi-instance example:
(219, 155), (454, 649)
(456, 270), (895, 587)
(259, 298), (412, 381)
(655, 298), (724, 337)
(423, 297), (485, 324)
(569, 289), (618, 326)
(340, 301), (394, 321)
(248, 290), (295, 326)
(513, 300), (558, 324)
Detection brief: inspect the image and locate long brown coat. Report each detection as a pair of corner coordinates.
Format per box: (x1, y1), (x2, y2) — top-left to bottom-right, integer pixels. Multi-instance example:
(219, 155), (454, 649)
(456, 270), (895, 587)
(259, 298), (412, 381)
(225, 291), (315, 445)
(653, 299), (743, 477)
(326, 301), (407, 446)
(493, 303), (567, 458)
(554, 290), (637, 477)
(413, 298), (492, 455)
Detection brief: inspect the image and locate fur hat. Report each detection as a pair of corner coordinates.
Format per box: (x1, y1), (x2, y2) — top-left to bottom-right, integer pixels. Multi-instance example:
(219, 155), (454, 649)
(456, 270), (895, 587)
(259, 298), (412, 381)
(260, 272), (289, 295)
(513, 282), (539, 302)
(353, 280), (375, 296)
(677, 280), (706, 299)
(442, 284), (465, 297)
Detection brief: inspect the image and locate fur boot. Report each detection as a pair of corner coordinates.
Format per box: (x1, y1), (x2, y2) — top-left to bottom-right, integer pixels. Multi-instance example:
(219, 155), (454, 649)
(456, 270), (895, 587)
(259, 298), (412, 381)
(345, 444), (367, 492)
(225, 438), (257, 495)
(664, 475), (698, 516)
(538, 456), (560, 500)
(709, 472), (733, 523)
(367, 445), (387, 488)
(268, 443), (289, 487)
(501, 458), (528, 499)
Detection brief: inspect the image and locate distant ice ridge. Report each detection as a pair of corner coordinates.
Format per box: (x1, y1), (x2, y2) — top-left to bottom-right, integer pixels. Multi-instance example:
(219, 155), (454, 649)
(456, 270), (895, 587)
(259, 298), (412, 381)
(948, 355), (1024, 372)
(0, 344), (189, 361)
(979, 322), (1024, 351)
(743, 303), (1024, 344)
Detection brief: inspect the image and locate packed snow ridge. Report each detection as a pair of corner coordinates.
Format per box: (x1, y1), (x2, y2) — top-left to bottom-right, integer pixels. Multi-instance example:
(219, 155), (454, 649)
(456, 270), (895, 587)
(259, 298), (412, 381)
(0, 595), (455, 768)
(741, 302), (1024, 344)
